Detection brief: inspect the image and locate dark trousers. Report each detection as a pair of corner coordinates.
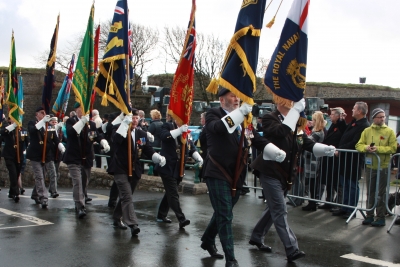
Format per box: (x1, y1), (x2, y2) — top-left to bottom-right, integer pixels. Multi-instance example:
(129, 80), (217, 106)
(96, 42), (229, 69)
(5, 159), (21, 197)
(108, 181), (119, 205)
(94, 144), (102, 168)
(201, 178), (240, 262)
(157, 175), (185, 221)
(340, 175), (359, 213)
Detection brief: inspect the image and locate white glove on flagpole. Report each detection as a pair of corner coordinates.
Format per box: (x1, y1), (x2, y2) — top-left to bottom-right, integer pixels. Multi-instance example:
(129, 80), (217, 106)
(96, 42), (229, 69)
(116, 114), (132, 138)
(72, 114), (90, 134)
(6, 122), (17, 132)
(170, 124), (188, 139)
(112, 112), (125, 125)
(35, 115), (51, 130)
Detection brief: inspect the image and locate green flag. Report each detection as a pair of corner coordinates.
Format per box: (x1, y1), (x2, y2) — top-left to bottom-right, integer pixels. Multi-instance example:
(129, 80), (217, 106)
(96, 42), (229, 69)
(6, 31), (23, 126)
(71, 4), (94, 115)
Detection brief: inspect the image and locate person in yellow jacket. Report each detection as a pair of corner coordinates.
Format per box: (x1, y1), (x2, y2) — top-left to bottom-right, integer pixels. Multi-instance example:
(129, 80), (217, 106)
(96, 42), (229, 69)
(355, 108), (397, 226)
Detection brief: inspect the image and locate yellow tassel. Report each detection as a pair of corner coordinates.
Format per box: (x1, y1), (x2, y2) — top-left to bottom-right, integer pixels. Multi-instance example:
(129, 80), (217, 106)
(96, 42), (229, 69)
(108, 82), (114, 95)
(101, 93), (108, 106)
(206, 78), (219, 94)
(266, 16), (276, 28)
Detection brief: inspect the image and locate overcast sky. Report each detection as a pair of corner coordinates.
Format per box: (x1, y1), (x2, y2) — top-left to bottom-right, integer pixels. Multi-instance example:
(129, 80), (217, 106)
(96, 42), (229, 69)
(0, 0), (399, 88)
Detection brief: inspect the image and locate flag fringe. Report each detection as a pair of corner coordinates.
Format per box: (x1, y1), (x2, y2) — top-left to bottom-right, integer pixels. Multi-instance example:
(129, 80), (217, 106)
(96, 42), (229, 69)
(206, 78), (219, 94)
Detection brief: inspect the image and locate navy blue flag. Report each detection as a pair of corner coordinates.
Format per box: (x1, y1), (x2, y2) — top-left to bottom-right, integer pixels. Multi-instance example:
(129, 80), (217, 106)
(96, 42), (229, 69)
(94, 0), (132, 115)
(42, 15), (59, 114)
(264, 0), (309, 127)
(206, 0), (266, 126)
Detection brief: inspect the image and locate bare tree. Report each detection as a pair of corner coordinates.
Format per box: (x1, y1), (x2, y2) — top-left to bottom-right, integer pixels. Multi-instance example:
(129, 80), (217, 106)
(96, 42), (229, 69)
(162, 26), (227, 104)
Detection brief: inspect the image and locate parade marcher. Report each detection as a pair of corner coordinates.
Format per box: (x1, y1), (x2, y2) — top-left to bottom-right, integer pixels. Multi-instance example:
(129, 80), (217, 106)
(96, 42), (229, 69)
(108, 110), (166, 236)
(1, 117), (29, 202)
(356, 108), (397, 226)
(250, 99), (336, 263)
(27, 107), (64, 208)
(200, 89), (283, 267)
(63, 103), (110, 218)
(155, 114), (202, 228)
(92, 109), (103, 168)
(45, 116), (60, 198)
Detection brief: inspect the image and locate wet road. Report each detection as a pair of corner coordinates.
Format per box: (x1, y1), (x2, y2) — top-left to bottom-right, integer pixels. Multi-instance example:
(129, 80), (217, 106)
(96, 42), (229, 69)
(0, 188), (399, 267)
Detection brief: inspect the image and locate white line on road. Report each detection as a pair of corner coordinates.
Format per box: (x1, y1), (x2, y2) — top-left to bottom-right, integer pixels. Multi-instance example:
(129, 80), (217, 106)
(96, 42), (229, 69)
(341, 253), (400, 267)
(0, 208), (53, 229)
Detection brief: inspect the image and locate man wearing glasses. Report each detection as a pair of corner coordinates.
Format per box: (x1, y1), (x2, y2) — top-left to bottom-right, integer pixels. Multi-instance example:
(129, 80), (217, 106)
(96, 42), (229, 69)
(356, 108), (397, 226)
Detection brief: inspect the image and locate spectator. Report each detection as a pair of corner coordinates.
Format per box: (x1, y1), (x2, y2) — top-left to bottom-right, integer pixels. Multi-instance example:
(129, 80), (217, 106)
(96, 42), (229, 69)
(332, 102), (369, 219)
(148, 109), (163, 148)
(138, 110), (148, 132)
(318, 107), (347, 210)
(356, 108), (397, 226)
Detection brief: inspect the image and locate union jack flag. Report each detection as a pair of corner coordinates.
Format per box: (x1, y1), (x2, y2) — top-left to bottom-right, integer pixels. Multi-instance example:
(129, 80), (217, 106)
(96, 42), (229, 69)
(183, 21), (196, 66)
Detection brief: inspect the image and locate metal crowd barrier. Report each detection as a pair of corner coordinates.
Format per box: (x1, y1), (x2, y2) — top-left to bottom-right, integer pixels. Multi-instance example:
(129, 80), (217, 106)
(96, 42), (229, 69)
(386, 153), (400, 233)
(246, 148), (383, 224)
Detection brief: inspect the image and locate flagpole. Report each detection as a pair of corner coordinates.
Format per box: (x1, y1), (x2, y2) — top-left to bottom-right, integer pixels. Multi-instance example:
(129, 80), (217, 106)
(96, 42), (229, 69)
(179, 136), (186, 178)
(232, 126), (245, 196)
(42, 122), (48, 164)
(16, 126), (20, 163)
(126, 48), (132, 177)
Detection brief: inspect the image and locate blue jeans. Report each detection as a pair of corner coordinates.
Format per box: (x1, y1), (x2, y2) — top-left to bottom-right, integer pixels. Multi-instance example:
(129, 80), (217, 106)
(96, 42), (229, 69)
(339, 175), (359, 213)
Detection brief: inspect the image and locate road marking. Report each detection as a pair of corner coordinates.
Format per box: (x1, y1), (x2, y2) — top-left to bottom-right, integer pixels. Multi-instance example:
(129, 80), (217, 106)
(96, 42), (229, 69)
(341, 253), (400, 267)
(19, 192), (109, 201)
(0, 208), (53, 229)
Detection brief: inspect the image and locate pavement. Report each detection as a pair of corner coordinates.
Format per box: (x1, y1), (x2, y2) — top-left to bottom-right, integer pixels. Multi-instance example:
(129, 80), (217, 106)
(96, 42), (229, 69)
(0, 187), (400, 267)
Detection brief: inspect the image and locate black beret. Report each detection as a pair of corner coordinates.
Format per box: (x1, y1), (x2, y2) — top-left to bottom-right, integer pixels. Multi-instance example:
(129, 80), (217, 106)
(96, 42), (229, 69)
(217, 88), (230, 97)
(35, 106), (45, 112)
(131, 108), (139, 116)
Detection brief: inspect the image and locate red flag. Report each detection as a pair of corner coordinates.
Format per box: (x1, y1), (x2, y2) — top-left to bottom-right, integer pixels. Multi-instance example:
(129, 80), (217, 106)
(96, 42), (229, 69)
(168, 0), (196, 142)
(90, 24), (100, 113)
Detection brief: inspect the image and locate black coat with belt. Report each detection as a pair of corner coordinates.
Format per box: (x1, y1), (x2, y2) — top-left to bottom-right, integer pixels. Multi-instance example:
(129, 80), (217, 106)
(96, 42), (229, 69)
(0, 125), (29, 161)
(337, 117), (370, 180)
(156, 121), (197, 179)
(63, 116), (104, 167)
(108, 125), (155, 178)
(26, 119), (60, 163)
(203, 107), (269, 189)
(251, 110), (315, 189)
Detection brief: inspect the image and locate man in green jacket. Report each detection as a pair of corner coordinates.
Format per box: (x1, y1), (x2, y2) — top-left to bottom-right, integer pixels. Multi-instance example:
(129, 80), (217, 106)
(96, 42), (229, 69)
(355, 108), (397, 226)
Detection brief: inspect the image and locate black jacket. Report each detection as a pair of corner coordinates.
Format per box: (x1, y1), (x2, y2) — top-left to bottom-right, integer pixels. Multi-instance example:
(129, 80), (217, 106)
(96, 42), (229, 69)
(63, 116), (104, 167)
(0, 125), (29, 161)
(26, 119), (60, 163)
(108, 125), (155, 177)
(203, 107), (269, 189)
(338, 117), (370, 180)
(251, 110), (315, 189)
(156, 121), (197, 179)
(148, 119), (163, 148)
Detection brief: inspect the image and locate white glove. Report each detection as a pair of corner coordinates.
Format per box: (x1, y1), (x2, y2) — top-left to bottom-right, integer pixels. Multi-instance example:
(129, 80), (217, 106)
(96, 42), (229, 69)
(6, 122), (17, 132)
(101, 122), (108, 133)
(81, 114), (90, 124)
(58, 143), (66, 153)
(152, 153), (166, 167)
(112, 112), (125, 125)
(147, 132), (154, 142)
(282, 108), (300, 132)
(293, 98), (305, 113)
(263, 143), (286, 162)
(116, 114), (132, 138)
(313, 143), (336, 157)
(239, 103), (253, 116)
(170, 124), (188, 139)
(36, 115), (51, 130)
(100, 139), (110, 153)
(55, 122), (63, 131)
(192, 151), (203, 167)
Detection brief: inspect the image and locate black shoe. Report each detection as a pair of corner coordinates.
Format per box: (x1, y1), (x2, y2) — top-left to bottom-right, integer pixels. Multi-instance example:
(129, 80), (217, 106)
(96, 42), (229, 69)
(51, 192), (59, 198)
(332, 209), (346, 216)
(130, 225), (140, 236)
(31, 196), (41, 204)
(156, 217), (172, 223)
(8, 194), (14, 199)
(85, 197), (92, 203)
(13, 195), (20, 203)
(225, 259), (239, 267)
(113, 220), (128, 230)
(41, 202), (48, 209)
(20, 188), (25, 195)
(78, 208), (86, 219)
(318, 204), (332, 209)
(287, 249), (305, 262)
(201, 242), (224, 259)
(108, 201), (116, 208)
(302, 203), (317, 211)
(395, 218), (400, 225)
(248, 240), (272, 252)
(179, 219), (190, 228)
